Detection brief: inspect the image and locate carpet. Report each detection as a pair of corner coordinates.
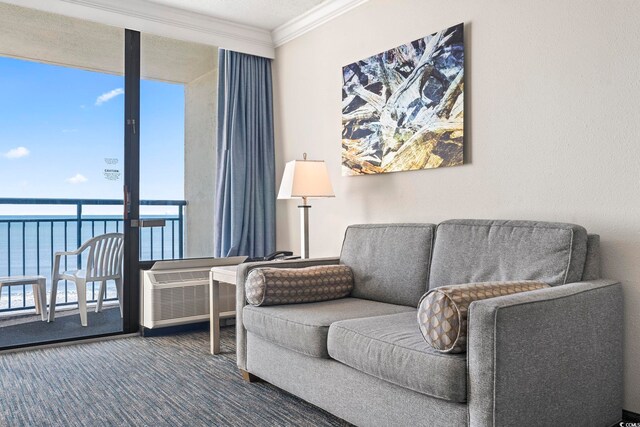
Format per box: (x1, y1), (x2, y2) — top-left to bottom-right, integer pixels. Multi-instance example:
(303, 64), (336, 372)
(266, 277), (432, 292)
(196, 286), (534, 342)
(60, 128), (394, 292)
(0, 326), (349, 426)
(0, 306), (122, 349)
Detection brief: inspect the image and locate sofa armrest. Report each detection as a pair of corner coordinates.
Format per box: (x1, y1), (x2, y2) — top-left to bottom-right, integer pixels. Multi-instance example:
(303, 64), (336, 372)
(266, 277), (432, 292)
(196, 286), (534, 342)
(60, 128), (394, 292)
(235, 257), (340, 370)
(467, 279), (623, 427)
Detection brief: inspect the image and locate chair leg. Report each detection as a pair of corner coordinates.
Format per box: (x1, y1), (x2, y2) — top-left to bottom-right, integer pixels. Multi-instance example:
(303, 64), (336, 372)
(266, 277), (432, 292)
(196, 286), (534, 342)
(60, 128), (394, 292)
(115, 278), (123, 318)
(76, 279), (88, 327)
(48, 279), (59, 323)
(33, 284), (41, 315)
(96, 280), (107, 313)
(37, 279), (47, 322)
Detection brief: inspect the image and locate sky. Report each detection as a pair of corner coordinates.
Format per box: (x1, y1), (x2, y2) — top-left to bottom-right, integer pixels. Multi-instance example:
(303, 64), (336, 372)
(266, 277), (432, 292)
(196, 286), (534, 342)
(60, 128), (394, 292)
(0, 56), (185, 216)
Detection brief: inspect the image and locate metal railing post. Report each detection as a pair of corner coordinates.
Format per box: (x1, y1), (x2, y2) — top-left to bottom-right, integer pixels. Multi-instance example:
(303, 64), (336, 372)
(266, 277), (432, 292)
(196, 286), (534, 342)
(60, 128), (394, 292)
(6, 223), (10, 309)
(178, 205), (184, 259)
(76, 202), (82, 269)
(7, 222), (11, 277)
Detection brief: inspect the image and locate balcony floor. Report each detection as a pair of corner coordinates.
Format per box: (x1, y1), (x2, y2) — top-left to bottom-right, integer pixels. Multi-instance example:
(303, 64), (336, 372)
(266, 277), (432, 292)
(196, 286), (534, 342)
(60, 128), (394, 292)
(0, 305), (122, 349)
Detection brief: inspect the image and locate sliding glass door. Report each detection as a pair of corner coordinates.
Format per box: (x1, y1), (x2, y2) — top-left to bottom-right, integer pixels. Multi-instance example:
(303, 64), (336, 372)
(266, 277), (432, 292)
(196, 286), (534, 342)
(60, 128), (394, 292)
(0, 4), (129, 348)
(0, 4), (220, 349)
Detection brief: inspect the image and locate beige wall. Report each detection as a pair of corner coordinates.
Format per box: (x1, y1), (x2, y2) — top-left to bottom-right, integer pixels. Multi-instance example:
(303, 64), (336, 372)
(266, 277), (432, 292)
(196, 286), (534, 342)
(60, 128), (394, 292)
(273, 0), (640, 412)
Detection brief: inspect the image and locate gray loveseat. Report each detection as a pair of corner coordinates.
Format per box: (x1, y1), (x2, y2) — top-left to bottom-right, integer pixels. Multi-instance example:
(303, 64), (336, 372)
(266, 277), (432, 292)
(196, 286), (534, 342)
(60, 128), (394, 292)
(235, 220), (623, 426)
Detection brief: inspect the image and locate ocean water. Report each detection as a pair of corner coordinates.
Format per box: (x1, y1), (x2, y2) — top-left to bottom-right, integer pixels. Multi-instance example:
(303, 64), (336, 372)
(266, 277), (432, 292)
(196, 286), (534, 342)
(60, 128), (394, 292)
(0, 215), (180, 311)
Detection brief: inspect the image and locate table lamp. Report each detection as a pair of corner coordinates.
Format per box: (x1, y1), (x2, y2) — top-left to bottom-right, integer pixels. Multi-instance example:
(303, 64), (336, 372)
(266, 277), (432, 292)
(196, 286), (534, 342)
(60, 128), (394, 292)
(277, 153), (335, 259)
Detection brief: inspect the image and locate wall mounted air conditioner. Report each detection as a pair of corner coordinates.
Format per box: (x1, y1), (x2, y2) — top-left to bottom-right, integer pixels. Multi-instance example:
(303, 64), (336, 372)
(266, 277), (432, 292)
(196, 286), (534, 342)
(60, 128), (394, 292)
(141, 256), (246, 329)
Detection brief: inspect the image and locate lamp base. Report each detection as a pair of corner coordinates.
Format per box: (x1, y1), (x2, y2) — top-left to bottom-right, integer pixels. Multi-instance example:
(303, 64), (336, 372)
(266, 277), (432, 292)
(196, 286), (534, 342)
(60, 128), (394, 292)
(298, 204), (310, 259)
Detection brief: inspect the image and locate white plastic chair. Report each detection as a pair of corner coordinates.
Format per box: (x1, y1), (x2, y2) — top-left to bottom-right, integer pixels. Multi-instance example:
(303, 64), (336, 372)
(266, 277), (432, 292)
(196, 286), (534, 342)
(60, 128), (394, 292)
(49, 233), (124, 326)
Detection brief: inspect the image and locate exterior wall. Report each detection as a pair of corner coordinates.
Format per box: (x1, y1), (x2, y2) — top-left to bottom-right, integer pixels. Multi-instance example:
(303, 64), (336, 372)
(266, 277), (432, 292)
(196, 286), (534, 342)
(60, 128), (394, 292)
(185, 69), (217, 259)
(273, 0), (640, 412)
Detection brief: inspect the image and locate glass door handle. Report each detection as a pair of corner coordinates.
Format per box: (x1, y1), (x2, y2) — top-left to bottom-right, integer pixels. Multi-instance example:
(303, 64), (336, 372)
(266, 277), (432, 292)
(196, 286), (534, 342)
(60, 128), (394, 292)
(123, 184), (131, 220)
(131, 219), (166, 228)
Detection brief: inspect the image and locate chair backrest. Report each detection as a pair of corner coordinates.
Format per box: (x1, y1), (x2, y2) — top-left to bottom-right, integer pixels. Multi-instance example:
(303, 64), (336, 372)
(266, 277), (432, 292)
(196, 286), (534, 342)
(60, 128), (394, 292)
(84, 233), (124, 281)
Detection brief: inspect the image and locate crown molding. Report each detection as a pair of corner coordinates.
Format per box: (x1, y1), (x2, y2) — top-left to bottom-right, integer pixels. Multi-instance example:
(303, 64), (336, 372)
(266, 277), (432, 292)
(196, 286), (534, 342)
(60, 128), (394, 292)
(0, 0), (275, 58)
(272, 0), (369, 47)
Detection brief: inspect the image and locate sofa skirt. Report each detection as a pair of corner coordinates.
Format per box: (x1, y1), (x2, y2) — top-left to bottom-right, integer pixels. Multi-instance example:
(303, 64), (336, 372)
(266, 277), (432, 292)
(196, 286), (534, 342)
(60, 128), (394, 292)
(246, 332), (468, 427)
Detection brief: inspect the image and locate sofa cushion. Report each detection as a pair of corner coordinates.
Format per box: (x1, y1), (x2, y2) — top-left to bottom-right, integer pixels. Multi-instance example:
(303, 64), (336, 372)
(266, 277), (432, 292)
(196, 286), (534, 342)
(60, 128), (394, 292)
(429, 219), (588, 289)
(245, 265), (354, 306)
(328, 311), (467, 402)
(340, 224), (436, 307)
(243, 297), (414, 358)
(418, 281), (550, 353)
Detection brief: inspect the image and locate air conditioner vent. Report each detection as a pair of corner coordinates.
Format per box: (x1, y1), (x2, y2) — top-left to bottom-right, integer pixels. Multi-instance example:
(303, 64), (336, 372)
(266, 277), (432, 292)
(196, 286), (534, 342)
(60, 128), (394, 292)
(152, 270), (210, 284)
(153, 284), (209, 321)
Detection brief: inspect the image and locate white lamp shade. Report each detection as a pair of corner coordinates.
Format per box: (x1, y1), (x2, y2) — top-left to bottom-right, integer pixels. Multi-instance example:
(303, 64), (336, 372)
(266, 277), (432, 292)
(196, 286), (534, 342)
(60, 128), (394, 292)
(277, 160), (335, 199)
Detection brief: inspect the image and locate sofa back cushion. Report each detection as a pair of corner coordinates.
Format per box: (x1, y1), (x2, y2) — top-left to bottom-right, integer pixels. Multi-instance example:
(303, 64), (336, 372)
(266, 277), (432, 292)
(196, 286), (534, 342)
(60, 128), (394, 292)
(340, 224), (435, 307)
(582, 234), (601, 281)
(429, 219), (588, 289)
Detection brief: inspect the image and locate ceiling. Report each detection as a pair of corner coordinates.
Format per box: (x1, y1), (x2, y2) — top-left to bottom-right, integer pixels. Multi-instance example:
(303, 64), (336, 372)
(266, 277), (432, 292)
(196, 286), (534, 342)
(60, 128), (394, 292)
(142, 0), (326, 30)
(0, 0), (368, 58)
(0, 3), (217, 83)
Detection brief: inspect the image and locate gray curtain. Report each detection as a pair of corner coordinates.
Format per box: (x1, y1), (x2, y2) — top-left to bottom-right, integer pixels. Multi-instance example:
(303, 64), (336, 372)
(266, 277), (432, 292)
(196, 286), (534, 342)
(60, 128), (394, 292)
(214, 49), (276, 258)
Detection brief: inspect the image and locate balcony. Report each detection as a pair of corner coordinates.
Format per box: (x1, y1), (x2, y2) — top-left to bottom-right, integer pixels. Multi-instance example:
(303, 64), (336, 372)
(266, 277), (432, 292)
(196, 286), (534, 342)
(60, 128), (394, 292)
(0, 197), (186, 348)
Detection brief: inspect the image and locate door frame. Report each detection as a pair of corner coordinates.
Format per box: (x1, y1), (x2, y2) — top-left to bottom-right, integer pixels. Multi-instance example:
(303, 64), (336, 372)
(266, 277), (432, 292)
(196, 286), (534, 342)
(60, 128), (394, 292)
(122, 29), (141, 334)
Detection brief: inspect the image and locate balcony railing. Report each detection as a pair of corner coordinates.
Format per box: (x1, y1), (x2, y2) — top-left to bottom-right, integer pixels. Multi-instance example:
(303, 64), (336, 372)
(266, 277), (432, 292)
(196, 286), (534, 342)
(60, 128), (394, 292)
(0, 198), (186, 313)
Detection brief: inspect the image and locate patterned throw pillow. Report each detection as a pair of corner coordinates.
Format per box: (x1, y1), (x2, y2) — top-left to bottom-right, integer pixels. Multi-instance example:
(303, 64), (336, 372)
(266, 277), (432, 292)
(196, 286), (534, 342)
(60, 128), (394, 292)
(245, 265), (354, 306)
(417, 281), (550, 353)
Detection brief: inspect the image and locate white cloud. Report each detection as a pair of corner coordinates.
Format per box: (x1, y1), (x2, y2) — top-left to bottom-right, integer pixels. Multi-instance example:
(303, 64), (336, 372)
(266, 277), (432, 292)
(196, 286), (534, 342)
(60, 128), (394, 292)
(67, 173), (88, 184)
(3, 146), (30, 159)
(95, 88), (124, 106)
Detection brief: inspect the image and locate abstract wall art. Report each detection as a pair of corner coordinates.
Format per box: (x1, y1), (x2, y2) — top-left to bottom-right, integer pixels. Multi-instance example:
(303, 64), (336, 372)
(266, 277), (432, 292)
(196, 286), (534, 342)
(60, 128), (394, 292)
(341, 23), (464, 175)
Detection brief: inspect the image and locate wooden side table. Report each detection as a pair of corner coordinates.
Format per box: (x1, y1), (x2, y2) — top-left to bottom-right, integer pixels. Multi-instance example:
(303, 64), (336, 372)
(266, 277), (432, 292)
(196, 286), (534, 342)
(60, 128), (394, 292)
(210, 265), (238, 354)
(0, 275), (48, 321)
